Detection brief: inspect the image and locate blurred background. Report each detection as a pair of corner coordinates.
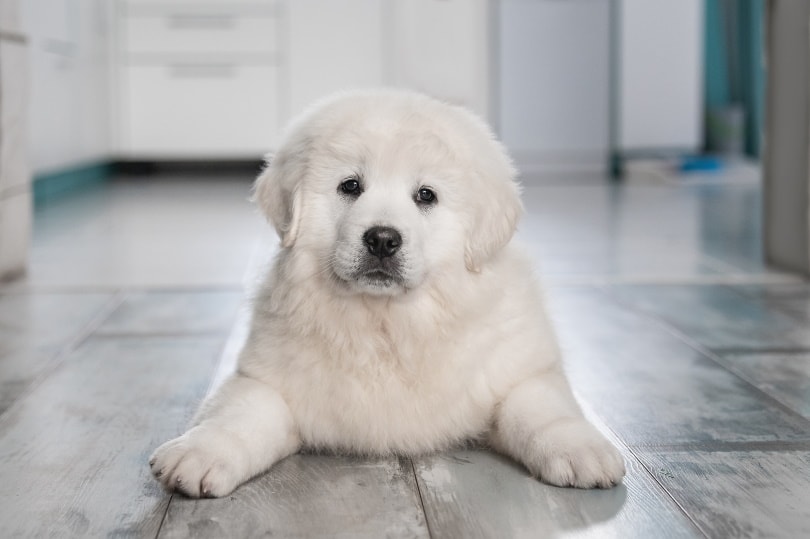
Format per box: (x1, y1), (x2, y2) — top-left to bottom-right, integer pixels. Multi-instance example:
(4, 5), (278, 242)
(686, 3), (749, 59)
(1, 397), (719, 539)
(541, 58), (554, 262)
(0, 0), (797, 286)
(8, 4), (810, 536)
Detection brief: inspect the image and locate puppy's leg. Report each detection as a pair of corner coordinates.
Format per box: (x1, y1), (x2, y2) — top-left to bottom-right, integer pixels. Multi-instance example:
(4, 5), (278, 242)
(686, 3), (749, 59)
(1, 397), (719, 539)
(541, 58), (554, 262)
(490, 369), (625, 488)
(150, 374), (300, 498)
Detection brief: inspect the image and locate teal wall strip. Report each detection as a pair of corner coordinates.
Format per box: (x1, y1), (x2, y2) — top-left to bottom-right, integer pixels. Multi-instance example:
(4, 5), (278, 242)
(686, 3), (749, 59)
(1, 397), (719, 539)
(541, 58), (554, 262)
(740, 0), (765, 157)
(704, 0), (729, 109)
(33, 161), (114, 208)
(704, 0), (764, 157)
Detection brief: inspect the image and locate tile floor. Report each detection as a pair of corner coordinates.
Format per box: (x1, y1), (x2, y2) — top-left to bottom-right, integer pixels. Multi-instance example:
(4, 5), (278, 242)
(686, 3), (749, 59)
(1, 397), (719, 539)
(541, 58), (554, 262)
(0, 164), (808, 537)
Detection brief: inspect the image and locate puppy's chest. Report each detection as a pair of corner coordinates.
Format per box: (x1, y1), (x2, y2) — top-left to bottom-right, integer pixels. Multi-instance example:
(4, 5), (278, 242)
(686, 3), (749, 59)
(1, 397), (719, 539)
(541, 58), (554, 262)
(276, 340), (494, 452)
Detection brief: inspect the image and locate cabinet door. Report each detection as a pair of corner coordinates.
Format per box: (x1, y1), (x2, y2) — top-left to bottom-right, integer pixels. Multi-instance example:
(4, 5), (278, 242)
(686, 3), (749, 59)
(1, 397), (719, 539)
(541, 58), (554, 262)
(22, 0), (77, 172)
(124, 12), (279, 57)
(122, 64), (279, 158)
(287, 0), (383, 119)
(498, 0), (610, 170)
(0, 39), (29, 193)
(0, 39), (31, 278)
(618, 0), (703, 151)
(387, 0), (490, 120)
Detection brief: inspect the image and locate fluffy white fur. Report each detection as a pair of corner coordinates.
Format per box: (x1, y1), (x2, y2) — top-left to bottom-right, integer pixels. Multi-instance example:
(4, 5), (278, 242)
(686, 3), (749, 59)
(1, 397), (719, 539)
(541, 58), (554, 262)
(150, 90), (625, 498)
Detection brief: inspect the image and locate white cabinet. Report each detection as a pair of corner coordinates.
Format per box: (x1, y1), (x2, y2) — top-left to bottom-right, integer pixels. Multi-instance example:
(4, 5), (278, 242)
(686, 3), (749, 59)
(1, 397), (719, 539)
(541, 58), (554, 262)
(498, 0), (703, 173)
(0, 1), (31, 279)
(616, 0), (703, 152)
(498, 0), (611, 171)
(0, 39), (28, 194)
(123, 64), (279, 156)
(287, 0), (384, 120)
(113, 0), (492, 158)
(115, 1), (283, 159)
(21, 0), (111, 174)
(123, 12), (279, 56)
(287, 0), (491, 122)
(387, 0), (491, 119)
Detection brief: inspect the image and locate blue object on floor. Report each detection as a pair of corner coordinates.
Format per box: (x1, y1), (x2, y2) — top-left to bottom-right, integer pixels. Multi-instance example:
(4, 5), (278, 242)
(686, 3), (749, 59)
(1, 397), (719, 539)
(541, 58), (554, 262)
(677, 155), (725, 173)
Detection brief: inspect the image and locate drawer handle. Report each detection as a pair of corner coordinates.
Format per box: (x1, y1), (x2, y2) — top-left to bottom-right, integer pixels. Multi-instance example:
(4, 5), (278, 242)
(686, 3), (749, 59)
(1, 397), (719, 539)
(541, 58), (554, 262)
(168, 14), (235, 30)
(169, 64), (236, 78)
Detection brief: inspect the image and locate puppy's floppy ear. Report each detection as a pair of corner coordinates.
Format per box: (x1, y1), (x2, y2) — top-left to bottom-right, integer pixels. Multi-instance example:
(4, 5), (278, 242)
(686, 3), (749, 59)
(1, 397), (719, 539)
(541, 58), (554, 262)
(464, 150), (523, 272)
(252, 142), (308, 248)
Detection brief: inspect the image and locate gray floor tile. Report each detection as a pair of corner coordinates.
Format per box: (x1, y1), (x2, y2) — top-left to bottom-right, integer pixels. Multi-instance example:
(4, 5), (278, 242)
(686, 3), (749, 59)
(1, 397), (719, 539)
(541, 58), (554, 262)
(159, 455), (429, 539)
(413, 449), (699, 539)
(2, 169), (808, 537)
(685, 181), (767, 273)
(519, 240), (720, 279)
(732, 283), (810, 323)
(717, 352), (810, 419)
(547, 287), (810, 445)
(603, 284), (810, 350)
(25, 176), (267, 288)
(0, 335), (223, 538)
(0, 291), (113, 346)
(637, 450), (810, 538)
(520, 179), (775, 275)
(97, 290), (245, 335)
(0, 292), (114, 414)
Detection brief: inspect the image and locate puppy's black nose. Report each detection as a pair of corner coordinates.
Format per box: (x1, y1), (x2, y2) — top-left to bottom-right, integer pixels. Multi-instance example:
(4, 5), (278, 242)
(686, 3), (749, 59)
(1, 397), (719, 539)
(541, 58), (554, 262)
(364, 226), (402, 258)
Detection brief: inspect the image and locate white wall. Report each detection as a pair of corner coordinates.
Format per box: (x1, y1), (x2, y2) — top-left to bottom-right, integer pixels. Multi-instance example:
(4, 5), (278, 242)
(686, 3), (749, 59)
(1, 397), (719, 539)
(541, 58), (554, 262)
(498, 0), (611, 171)
(498, 0), (703, 172)
(618, 0), (703, 151)
(387, 0), (490, 120)
(21, 0), (111, 175)
(287, 0), (490, 127)
(288, 0), (385, 121)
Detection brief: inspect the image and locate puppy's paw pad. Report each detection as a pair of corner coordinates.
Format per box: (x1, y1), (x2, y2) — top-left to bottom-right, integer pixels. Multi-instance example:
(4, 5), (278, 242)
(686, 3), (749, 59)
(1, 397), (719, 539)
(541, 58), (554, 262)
(530, 419), (626, 489)
(149, 429), (245, 498)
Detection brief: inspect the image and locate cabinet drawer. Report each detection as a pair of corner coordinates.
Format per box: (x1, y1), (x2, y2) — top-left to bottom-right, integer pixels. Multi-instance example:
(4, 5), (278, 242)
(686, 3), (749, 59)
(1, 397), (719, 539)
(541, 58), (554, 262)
(122, 64), (279, 157)
(1, 40), (28, 192)
(124, 13), (278, 56)
(124, 1), (276, 6)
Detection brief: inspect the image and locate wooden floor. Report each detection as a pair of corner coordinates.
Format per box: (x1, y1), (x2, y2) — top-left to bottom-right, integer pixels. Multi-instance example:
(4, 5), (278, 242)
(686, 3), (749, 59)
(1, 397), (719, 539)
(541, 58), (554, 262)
(1, 164), (809, 538)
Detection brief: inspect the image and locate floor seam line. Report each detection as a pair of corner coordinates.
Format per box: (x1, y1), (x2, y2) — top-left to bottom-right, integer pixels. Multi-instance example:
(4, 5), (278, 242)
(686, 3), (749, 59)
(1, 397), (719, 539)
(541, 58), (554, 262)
(710, 346), (810, 354)
(628, 441), (810, 452)
(410, 458), (435, 539)
(575, 398), (709, 538)
(155, 494), (173, 538)
(594, 285), (810, 427)
(627, 446), (711, 539)
(0, 290), (127, 425)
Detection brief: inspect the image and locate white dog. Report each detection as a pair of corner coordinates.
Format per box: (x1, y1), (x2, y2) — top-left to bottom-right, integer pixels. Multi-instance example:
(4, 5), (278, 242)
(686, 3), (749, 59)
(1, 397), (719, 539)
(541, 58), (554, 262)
(150, 90), (625, 498)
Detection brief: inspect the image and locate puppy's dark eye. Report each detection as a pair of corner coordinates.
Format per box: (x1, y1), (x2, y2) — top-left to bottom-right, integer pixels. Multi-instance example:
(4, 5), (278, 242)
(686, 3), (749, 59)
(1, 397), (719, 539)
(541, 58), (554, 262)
(416, 187), (436, 204)
(339, 177), (362, 196)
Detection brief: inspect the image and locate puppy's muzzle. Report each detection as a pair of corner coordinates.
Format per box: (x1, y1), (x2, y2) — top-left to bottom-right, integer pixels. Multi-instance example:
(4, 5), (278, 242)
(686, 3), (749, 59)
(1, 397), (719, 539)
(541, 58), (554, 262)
(363, 226), (402, 259)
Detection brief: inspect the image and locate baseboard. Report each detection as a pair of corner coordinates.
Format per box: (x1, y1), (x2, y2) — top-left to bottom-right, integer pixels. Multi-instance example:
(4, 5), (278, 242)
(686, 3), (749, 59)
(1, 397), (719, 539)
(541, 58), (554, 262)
(115, 160), (264, 176)
(33, 161), (115, 208)
(32, 159), (264, 208)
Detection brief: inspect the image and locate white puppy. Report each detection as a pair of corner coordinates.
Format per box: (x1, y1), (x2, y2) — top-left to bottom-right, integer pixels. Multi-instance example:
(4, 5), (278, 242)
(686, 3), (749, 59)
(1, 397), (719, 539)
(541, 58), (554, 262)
(150, 90), (625, 498)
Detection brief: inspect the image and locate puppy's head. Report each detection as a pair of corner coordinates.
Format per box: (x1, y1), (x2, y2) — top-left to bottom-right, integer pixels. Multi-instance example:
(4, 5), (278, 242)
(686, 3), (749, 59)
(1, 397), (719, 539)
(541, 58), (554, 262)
(255, 90), (521, 296)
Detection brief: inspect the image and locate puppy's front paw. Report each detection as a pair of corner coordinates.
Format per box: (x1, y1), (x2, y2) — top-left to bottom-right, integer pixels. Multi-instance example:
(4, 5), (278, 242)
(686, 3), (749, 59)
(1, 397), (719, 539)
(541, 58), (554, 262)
(526, 419), (626, 489)
(149, 426), (249, 498)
